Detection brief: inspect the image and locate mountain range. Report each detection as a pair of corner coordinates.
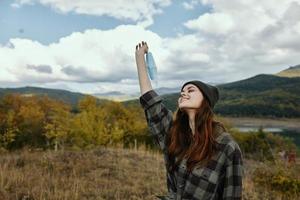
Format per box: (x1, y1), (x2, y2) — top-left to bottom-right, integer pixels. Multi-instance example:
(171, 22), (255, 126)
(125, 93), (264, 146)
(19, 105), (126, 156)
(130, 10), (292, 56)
(1, 65), (300, 117)
(0, 86), (87, 107)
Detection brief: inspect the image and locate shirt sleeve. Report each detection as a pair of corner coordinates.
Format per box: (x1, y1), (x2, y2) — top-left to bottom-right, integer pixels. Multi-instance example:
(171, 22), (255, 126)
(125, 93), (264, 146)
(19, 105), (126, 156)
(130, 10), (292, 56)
(222, 144), (244, 200)
(139, 89), (173, 152)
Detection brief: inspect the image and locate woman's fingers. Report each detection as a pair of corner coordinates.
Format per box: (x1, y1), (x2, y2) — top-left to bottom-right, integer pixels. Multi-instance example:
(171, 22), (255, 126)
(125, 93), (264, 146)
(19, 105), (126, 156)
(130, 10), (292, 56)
(135, 41), (148, 53)
(142, 41), (148, 48)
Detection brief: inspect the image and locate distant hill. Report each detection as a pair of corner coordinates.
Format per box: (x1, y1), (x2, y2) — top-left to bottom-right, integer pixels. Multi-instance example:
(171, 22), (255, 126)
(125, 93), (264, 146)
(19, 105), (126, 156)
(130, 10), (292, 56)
(0, 86), (90, 108)
(155, 87), (181, 95)
(92, 87), (181, 102)
(124, 74), (300, 118)
(215, 74), (300, 117)
(2, 72), (300, 117)
(276, 64), (300, 77)
(93, 91), (138, 102)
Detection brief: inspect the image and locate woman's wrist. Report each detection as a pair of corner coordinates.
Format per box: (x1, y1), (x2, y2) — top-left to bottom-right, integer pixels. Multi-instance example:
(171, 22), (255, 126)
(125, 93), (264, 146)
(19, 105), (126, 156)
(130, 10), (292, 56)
(135, 52), (146, 58)
(135, 53), (147, 69)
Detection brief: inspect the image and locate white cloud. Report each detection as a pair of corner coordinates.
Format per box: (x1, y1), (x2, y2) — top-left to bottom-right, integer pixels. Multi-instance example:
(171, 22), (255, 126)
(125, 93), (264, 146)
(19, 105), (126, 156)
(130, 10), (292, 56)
(0, 23), (215, 93)
(0, 25), (171, 93)
(185, 13), (234, 35)
(180, 0), (300, 80)
(12, 0), (172, 27)
(182, 0), (200, 10)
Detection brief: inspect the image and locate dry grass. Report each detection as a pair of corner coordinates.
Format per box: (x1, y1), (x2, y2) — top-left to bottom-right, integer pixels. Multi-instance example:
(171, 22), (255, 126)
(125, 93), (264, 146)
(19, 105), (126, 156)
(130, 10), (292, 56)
(0, 147), (299, 200)
(0, 148), (166, 200)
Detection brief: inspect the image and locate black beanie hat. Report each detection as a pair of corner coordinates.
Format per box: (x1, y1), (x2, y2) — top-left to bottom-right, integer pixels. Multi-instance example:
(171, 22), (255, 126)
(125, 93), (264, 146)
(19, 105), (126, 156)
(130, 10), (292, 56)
(181, 80), (219, 109)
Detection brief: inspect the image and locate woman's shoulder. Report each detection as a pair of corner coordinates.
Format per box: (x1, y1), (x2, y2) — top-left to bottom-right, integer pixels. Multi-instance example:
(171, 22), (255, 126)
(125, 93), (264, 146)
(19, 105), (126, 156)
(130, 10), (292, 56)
(213, 122), (239, 147)
(215, 130), (242, 157)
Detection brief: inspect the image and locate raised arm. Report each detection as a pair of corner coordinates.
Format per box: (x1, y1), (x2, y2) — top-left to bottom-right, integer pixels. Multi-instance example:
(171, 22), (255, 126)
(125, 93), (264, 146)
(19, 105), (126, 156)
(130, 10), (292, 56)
(135, 41), (173, 152)
(135, 41), (152, 95)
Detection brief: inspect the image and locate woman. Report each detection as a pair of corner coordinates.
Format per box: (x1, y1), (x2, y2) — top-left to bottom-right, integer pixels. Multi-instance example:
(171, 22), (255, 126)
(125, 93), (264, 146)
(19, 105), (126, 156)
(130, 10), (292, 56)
(135, 41), (244, 200)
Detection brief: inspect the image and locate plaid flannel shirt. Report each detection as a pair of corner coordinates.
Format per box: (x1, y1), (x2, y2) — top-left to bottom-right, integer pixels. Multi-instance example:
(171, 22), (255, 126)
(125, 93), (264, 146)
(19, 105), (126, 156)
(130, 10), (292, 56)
(139, 89), (244, 200)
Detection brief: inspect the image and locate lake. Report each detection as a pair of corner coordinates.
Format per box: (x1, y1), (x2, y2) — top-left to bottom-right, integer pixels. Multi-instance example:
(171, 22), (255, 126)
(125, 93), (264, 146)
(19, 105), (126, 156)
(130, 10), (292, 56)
(234, 126), (300, 148)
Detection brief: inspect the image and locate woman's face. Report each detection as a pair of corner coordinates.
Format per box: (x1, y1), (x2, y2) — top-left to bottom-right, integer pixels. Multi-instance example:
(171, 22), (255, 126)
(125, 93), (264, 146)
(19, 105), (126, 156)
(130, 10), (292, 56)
(178, 84), (204, 111)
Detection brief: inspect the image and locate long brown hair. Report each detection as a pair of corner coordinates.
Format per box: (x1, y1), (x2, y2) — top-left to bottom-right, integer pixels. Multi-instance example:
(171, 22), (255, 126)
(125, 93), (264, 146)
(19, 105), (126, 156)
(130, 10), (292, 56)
(167, 97), (225, 173)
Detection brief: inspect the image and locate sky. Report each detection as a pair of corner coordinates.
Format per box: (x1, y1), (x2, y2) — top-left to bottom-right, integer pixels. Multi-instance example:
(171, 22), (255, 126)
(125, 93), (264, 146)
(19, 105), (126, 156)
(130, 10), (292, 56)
(1, 0), (300, 95)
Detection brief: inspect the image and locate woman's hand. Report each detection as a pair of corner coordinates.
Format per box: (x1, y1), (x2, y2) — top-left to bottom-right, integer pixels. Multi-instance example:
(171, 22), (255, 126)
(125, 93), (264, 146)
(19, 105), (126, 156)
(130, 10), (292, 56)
(135, 41), (148, 57)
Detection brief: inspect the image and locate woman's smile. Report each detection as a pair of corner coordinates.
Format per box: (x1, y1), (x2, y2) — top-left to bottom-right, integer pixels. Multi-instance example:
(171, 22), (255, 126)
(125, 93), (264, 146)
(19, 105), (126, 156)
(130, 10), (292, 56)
(180, 97), (189, 102)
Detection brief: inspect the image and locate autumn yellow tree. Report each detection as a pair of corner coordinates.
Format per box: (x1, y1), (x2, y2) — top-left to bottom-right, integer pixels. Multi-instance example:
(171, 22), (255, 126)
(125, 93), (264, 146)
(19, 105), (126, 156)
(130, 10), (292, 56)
(70, 96), (108, 148)
(0, 110), (19, 149)
(44, 101), (71, 151)
(121, 104), (148, 149)
(16, 97), (46, 148)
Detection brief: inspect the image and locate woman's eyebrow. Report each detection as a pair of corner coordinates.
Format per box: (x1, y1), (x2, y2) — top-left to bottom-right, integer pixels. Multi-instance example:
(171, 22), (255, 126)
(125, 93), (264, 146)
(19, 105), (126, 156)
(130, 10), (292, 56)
(182, 86), (195, 92)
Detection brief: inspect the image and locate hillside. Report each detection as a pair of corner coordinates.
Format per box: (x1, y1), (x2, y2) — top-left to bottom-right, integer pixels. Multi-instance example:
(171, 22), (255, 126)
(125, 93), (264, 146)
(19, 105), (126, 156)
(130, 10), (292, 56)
(124, 74), (300, 118)
(0, 86), (109, 108)
(276, 64), (300, 78)
(215, 74), (300, 117)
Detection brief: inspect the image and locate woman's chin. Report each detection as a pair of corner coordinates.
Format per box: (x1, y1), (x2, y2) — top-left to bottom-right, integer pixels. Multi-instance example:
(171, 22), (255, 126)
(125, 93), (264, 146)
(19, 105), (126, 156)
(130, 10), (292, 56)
(179, 105), (190, 111)
(179, 105), (200, 111)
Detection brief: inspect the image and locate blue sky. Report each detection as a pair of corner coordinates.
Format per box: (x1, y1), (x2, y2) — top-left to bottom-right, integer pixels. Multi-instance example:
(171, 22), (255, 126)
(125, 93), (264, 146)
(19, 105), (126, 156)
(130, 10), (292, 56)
(0, 1), (134, 45)
(0, 0), (209, 44)
(1, 0), (300, 95)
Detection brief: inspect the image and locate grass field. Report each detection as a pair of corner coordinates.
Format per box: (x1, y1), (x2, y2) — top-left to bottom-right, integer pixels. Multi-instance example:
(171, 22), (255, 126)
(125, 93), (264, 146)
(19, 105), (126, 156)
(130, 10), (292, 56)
(0, 147), (299, 200)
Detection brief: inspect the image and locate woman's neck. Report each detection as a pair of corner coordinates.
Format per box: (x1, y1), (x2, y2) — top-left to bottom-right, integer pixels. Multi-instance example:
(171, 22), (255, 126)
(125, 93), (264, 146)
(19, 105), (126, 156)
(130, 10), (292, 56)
(185, 109), (196, 135)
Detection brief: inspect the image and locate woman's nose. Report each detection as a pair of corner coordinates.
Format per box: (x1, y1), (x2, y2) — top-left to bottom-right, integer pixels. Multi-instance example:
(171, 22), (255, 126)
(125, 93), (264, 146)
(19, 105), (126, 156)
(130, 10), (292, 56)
(180, 91), (187, 97)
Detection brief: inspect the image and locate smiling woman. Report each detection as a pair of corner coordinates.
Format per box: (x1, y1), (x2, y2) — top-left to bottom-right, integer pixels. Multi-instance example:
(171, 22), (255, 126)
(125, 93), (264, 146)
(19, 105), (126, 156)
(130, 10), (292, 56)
(135, 41), (244, 200)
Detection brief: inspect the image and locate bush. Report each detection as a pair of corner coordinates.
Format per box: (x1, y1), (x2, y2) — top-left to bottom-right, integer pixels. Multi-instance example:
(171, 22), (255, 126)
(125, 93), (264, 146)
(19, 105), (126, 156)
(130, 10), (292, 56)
(253, 164), (300, 199)
(229, 127), (297, 161)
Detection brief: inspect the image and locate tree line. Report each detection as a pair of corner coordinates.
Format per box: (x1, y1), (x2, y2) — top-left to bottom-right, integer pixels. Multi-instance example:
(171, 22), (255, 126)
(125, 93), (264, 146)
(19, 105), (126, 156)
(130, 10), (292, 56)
(0, 94), (298, 157)
(0, 94), (152, 151)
